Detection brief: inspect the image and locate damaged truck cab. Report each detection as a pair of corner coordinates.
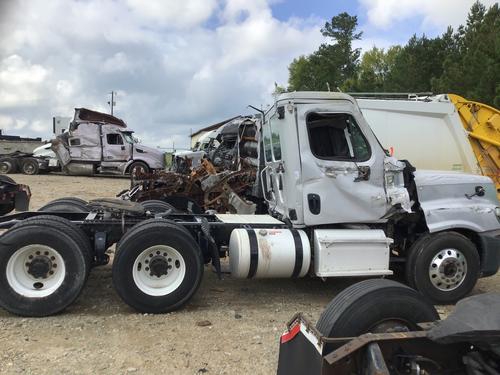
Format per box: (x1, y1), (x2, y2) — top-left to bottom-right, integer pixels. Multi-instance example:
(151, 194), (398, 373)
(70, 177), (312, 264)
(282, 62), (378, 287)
(52, 108), (165, 176)
(259, 92), (500, 302)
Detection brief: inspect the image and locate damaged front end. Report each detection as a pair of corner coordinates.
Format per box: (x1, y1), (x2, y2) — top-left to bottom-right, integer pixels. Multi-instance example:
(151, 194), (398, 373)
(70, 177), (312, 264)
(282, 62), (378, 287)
(124, 159), (257, 214)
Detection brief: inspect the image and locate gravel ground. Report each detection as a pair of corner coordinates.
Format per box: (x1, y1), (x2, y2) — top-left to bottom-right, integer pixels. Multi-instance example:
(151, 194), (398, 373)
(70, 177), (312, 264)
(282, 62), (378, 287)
(0, 174), (499, 374)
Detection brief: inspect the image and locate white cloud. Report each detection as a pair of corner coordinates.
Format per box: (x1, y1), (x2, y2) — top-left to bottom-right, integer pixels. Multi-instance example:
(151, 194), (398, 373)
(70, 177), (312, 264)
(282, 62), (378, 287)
(360, 0), (498, 30)
(0, 55), (49, 107)
(126, 0), (218, 28)
(0, 0), (323, 148)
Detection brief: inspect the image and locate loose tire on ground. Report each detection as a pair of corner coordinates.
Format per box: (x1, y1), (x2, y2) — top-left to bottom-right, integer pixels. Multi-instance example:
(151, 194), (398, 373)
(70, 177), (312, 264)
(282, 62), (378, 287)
(0, 158), (18, 174)
(316, 279), (439, 345)
(21, 158), (39, 175)
(38, 197), (89, 213)
(112, 219), (203, 313)
(140, 200), (177, 215)
(405, 231), (480, 304)
(0, 218), (89, 316)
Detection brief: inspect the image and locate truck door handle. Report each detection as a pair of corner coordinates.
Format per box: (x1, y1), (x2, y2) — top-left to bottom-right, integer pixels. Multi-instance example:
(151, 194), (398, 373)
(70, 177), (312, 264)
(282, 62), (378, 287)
(308, 194), (321, 215)
(121, 146), (125, 150)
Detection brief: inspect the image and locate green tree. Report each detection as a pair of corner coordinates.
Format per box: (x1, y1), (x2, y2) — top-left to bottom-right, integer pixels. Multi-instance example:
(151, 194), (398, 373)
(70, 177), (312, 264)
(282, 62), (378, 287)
(433, 2), (500, 106)
(288, 12), (362, 91)
(343, 46), (401, 92)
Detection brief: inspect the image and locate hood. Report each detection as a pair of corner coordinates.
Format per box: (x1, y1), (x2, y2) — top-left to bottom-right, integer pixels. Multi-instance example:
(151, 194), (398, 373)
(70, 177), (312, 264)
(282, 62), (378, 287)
(414, 170), (492, 187)
(134, 144), (163, 157)
(413, 170), (500, 233)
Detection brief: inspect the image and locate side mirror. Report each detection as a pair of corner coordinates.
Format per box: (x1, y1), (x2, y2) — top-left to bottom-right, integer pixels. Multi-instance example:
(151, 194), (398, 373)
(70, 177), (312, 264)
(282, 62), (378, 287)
(465, 185), (485, 199)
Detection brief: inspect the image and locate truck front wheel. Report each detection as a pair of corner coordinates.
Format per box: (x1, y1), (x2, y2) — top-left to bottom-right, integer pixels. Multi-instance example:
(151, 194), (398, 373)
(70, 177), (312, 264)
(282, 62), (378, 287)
(406, 232), (480, 304)
(128, 161), (149, 177)
(112, 219), (203, 313)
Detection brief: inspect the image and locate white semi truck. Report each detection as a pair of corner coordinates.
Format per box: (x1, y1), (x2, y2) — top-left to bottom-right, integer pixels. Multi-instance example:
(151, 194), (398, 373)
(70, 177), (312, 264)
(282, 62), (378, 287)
(0, 92), (498, 317)
(0, 108), (165, 176)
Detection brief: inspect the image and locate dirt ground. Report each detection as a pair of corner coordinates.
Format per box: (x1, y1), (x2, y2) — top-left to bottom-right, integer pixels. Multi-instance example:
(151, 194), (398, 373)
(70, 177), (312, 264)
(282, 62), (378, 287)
(0, 174), (499, 374)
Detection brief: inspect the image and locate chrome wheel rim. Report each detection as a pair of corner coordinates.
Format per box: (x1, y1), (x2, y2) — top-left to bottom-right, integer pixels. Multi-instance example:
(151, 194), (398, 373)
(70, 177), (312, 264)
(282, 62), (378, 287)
(429, 248), (467, 291)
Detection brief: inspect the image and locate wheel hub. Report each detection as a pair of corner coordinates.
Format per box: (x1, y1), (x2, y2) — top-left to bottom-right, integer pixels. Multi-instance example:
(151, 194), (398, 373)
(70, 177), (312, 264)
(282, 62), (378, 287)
(149, 256), (171, 277)
(429, 248), (467, 291)
(27, 256), (52, 279)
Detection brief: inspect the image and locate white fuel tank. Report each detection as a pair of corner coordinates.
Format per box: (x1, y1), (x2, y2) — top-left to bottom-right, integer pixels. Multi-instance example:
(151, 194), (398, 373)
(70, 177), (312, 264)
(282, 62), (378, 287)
(229, 228), (311, 278)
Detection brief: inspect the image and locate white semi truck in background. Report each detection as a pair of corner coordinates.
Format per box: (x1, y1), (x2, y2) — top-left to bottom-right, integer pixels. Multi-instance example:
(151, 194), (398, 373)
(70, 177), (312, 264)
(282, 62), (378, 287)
(0, 108), (165, 176)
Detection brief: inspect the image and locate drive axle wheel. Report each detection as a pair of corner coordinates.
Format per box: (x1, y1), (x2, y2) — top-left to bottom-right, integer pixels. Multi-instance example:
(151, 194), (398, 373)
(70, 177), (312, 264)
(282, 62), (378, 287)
(140, 200), (177, 215)
(21, 158), (39, 175)
(406, 232), (479, 304)
(0, 219), (88, 316)
(38, 197), (89, 213)
(112, 219), (203, 313)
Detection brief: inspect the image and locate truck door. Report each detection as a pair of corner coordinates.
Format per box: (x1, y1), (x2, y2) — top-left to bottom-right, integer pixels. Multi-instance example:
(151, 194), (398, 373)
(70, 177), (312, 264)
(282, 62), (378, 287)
(297, 103), (390, 225)
(103, 132), (131, 162)
(262, 113), (286, 214)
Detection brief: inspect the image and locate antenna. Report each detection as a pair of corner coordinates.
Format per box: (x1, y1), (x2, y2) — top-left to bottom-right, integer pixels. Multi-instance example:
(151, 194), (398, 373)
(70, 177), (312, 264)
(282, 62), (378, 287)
(107, 91), (116, 115)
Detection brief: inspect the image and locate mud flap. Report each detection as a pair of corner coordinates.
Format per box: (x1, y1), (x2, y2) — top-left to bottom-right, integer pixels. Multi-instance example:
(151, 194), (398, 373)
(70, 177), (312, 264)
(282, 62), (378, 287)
(277, 319), (325, 375)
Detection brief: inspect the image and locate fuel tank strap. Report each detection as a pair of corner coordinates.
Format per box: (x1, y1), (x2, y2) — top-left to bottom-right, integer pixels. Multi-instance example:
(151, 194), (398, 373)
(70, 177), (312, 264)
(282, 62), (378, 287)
(246, 229), (259, 278)
(291, 230), (303, 278)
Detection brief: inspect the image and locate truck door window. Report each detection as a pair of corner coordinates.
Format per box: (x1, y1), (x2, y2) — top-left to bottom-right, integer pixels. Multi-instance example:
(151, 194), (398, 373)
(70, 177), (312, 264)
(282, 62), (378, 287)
(269, 117), (282, 161)
(107, 133), (123, 145)
(263, 122), (273, 162)
(306, 113), (370, 161)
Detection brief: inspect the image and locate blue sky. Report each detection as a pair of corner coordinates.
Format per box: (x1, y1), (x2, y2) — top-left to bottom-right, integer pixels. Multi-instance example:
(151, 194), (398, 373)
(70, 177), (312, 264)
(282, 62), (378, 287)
(0, 0), (495, 148)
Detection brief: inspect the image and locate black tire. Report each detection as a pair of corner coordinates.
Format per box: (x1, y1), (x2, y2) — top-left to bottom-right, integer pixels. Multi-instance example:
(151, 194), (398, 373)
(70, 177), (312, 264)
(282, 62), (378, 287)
(112, 219), (203, 313)
(140, 200), (177, 214)
(0, 219), (88, 316)
(405, 232), (480, 304)
(0, 158), (18, 174)
(12, 215), (94, 275)
(128, 161), (149, 176)
(0, 204), (15, 216)
(21, 158), (39, 175)
(316, 279), (439, 343)
(0, 175), (17, 214)
(38, 197), (89, 213)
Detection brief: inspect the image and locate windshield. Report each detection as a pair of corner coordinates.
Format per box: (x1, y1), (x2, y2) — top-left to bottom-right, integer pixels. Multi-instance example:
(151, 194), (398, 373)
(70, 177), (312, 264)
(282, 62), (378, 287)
(122, 132), (135, 144)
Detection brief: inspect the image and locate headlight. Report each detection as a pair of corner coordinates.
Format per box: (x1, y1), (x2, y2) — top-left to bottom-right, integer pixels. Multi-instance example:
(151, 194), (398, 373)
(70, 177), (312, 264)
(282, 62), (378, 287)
(495, 207), (500, 222)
